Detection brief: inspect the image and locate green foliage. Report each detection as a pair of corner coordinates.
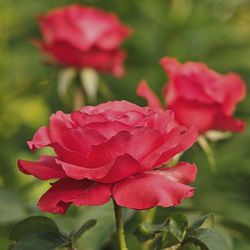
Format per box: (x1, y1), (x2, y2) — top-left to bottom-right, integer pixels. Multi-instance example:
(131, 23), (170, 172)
(134, 213), (230, 250)
(9, 216), (96, 250)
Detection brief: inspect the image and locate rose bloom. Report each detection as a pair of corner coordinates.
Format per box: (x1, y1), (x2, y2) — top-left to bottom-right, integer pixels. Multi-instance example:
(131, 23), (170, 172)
(35, 4), (132, 76)
(137, 57), (246, 134)
(18, 101), (197, 214)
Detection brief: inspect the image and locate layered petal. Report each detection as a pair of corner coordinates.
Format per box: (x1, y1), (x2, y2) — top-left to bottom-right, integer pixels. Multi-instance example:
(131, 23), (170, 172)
(113, 162), (196, 210)
(18, 156), (66, 180)
(38, 178), (112, 214)
(141, 126), (198, 168)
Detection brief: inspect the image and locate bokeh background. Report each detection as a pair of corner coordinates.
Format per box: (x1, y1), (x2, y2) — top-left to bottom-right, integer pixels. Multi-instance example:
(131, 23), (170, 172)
(1, 0), (250, 249)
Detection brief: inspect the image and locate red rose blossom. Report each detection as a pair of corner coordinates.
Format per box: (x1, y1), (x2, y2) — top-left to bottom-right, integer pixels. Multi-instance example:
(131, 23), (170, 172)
(137, 57), (246, 134)
(35, 4), (132, 76)
(18, 101), (197, 213)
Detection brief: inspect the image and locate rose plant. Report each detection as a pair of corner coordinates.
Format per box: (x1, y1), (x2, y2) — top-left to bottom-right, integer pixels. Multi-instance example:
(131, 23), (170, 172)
(18, 100), (198, 249)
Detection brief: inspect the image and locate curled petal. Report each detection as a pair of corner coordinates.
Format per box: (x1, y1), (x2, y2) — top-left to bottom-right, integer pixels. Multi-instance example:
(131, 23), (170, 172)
(18, 156), (65, 180)
(137, 80), (162, 108)
(113, 162), (196, 210)
(38, 178), (112, 214)
(27, 126), (51, 151)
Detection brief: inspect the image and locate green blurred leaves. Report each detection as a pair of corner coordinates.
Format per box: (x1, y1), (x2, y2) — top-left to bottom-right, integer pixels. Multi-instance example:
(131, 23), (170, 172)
(134, 213), (229, 250)
(9, 216), (96, 250)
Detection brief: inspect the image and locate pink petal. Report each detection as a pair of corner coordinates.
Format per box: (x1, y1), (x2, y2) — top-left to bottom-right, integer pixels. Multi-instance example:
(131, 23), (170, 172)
(87, 128), (162, 166)
(55, 159), (111, 180)
(96, 154), (144, 183)
(221, 73), (246, 115)
(141, 126), (198, 168)
(27, 126), (51, 151)
(113, 163), (196, 210)
(137, 80), (162, 108)
(145, 109), (175, 134)
(62, 126), (107, 154)
(18, 156), (65, 180)
(85, 121), (131, 139)
(214, 114), (246, 132)
(169, 98), (218, 133)
(38, 178), (112, 214)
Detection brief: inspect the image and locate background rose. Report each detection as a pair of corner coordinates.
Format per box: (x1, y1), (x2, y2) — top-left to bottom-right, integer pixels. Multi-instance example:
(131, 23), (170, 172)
(137, 57), (246, 134)
(35, 4), (132, 76)
(18, 101), (197, 214)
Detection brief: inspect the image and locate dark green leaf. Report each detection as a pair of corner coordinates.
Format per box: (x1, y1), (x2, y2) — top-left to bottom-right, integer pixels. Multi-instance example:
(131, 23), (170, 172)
(69, 219), (96, 240)
(167, 213), (189, 241)
(12, 232), (67, 250)
(133, 221), (165, 243)
(181, 242), (202, 250)
(10, 216), (61, 241)
(189, 214), (215, 231)
(186, 229), (230, 250)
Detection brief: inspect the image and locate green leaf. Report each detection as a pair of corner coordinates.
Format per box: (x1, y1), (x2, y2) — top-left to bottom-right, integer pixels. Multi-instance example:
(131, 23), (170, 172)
(186, 229), (230, 250)
(181, 242), (202, 250)
(69, 219), (96, 240)
(12, 232), (67, 250)
(167, 213), (189, 241)
(189, 214), (215, 231)
(134, 212), (188, 247)
(10, 216), (61, 241)
(134, 221), (165, 243)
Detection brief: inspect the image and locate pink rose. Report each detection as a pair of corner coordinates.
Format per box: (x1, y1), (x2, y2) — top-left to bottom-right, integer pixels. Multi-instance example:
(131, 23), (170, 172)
(137, 57), (246, 134)
(18, 101), (197, 213)
(35, 4), (132, 76)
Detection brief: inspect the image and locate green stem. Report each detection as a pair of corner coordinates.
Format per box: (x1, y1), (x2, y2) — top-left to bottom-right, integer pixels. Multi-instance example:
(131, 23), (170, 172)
(113, 200), (128, 250)
(198, 136), (216, 173)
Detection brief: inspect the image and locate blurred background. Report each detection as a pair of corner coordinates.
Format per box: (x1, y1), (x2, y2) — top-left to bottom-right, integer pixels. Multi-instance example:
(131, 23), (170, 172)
(1, 0), (250, 249)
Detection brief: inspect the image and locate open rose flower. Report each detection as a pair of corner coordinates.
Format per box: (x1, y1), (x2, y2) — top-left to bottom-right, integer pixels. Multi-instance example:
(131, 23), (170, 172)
(35, 4), (132, 76)
(18, 101), (197, 213)
(137, 57), (246, 134)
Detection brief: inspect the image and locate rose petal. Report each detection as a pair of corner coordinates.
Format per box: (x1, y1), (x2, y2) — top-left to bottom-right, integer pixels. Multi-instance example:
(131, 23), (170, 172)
(85, 121), (131, 139)
(169, 98), (218, 133)
(18, 156), (65, 180)
(27, 126), (51, 151)
(137, 80), (162, 108)
(141, 126), (198, 168)
(96, 154), (144, 183)
(38, 178), (112, 214)
(113, 162), (196, 209)
(214, 114), (246, 132)
(62, 126), (107, 153)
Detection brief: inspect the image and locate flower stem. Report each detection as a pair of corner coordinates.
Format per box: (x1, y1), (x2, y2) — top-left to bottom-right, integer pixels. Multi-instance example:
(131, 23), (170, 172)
(113, 200), (128, 250)
(68, 240), (76, 250)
